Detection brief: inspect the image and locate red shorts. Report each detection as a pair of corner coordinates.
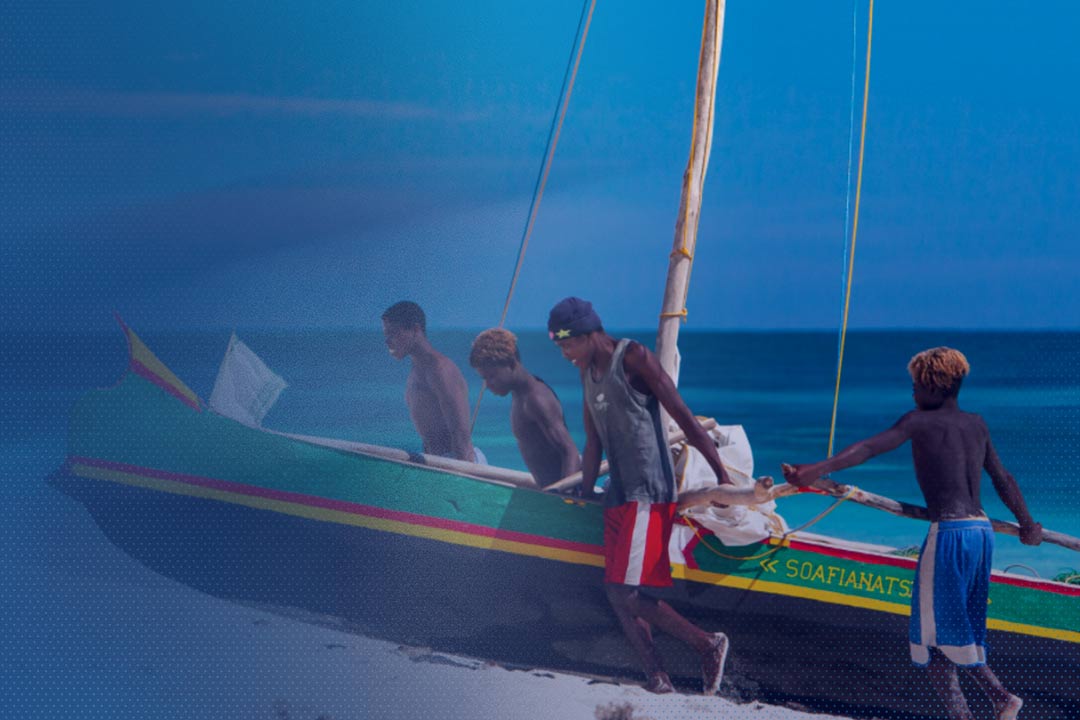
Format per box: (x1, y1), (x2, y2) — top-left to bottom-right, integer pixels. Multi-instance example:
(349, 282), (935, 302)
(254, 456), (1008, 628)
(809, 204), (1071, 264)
(603, 501), (676, 587)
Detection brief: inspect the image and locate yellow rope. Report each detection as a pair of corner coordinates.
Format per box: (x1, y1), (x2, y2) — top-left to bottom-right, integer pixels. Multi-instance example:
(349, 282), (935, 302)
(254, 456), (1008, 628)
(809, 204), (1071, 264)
(686, 485), (860, 561)
(686, 521), (790, 562)
(687, 6), (875, 557)
(826, 0), (874, 458)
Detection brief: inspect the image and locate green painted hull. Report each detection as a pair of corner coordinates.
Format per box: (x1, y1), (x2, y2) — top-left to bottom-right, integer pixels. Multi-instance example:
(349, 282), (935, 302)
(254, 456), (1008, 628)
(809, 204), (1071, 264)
(59, 368), (1080, 719)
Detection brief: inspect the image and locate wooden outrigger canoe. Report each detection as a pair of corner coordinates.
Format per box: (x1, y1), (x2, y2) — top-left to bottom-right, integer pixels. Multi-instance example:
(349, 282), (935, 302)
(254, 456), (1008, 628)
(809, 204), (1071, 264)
(54, 322), (1080, 719)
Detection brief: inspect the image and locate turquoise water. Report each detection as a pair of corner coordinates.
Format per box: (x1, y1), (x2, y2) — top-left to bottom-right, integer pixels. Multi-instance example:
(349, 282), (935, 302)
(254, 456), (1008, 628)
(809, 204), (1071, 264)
(4, 328), (1076, 579)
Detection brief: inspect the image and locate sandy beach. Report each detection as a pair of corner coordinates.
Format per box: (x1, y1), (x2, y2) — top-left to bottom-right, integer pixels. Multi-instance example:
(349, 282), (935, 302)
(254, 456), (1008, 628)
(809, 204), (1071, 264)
(44, 586), (850, 720)
(166, 609), (849, 720)
(10, 484), (848, 720)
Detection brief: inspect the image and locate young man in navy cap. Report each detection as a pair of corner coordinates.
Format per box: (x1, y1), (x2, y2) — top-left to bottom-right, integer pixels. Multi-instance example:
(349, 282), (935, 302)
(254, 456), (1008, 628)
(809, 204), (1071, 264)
(548, 296), (733, 695)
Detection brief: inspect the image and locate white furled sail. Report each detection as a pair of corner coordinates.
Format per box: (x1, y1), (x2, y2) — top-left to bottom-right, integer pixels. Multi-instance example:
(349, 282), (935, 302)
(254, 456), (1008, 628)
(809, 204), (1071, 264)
(672, 425), (788, 552)
(208, 333), (287, 427)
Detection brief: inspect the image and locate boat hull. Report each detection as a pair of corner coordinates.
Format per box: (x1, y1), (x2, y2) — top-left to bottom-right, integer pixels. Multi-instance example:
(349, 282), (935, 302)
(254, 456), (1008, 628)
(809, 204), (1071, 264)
(57, 366), (1080, 719)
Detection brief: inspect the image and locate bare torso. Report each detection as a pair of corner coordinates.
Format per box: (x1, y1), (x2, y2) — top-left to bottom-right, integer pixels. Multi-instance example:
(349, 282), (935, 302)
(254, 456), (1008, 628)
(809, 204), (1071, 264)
(405, 355), (472, 459)
(902, 407), (990, 521)
(784, 393), (1040, 544)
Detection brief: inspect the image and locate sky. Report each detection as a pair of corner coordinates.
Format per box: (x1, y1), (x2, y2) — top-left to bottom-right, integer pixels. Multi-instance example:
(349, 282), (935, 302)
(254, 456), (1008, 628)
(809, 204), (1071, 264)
(1, 0), (1078, 332)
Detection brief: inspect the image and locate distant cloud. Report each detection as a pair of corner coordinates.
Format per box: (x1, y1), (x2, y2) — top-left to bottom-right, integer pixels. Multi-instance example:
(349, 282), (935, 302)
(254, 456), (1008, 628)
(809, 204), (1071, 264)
(2, 89), (484, 122)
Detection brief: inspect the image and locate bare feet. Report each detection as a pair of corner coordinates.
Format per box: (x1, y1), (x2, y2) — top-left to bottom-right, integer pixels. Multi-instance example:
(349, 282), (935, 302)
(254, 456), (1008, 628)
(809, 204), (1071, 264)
(702, 632), (729, 695)
(643, 671), (674, 694)
(996, 695), (1022, 720)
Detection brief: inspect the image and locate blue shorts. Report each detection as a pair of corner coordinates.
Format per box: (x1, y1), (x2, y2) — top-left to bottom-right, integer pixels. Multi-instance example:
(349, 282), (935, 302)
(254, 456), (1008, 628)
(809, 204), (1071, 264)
(909, 518), (993, 666)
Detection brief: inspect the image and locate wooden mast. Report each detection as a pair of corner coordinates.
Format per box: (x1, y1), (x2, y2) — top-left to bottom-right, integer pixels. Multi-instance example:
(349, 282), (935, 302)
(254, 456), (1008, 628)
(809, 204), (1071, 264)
(656, 0), (726, 385)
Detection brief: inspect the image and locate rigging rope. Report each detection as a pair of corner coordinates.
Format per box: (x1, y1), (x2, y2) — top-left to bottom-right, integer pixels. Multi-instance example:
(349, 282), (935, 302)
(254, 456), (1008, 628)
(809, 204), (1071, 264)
(826, 0), (874, 459)
(472, 0), (597, 429)
(836, 0), (858, 389)
(497, 0), (597, 328)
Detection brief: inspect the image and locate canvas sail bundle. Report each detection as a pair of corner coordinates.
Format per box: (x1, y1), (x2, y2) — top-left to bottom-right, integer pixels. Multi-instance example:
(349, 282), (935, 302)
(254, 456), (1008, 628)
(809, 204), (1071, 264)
(674, 425), (788, 548)
(208, 333), (287, 427)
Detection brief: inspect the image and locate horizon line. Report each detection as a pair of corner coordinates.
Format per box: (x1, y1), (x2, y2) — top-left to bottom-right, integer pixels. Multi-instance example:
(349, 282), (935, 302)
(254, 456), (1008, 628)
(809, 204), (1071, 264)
(22, 324), (1080, 334)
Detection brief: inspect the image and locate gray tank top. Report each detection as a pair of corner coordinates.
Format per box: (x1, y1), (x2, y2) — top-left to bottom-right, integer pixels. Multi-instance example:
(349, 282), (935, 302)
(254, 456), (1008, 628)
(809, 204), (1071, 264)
(584, 339), (675, 508)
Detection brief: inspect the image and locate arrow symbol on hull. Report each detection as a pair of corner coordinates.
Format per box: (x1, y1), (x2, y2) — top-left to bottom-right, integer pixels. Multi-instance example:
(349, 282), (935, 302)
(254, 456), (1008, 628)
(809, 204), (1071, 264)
(760, 559), (778, 573)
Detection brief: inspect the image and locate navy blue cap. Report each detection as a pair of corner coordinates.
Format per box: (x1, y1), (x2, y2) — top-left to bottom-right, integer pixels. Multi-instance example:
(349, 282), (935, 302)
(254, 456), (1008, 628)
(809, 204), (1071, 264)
(547, 297), (602, 340)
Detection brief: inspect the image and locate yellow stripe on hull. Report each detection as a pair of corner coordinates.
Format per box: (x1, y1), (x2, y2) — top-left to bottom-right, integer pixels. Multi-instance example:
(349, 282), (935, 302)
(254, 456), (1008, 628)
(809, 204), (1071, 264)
(70, 462), (1079, 646)
(70, 462), (604, 569)
(673, 559), (1080, 645)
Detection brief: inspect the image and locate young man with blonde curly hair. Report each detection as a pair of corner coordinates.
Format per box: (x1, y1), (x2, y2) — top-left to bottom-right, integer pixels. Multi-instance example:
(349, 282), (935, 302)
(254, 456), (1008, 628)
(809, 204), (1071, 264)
(783, 347), (1042, 720)
(469, 328), (580, 487)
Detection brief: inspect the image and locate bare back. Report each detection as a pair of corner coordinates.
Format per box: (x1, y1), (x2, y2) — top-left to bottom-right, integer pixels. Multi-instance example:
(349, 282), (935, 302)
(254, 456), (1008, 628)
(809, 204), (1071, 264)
(900, 408), (990, 521)
(784, 390), (1040, 544)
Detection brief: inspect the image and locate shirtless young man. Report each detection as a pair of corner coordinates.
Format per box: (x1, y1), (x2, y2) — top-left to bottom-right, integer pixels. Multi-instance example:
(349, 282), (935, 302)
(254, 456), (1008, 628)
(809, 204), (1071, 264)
(382, 301), (480, 463)
(548, 296), (732, 695)
(469, 328), (580, 487)
(783, 347), (1042, 720)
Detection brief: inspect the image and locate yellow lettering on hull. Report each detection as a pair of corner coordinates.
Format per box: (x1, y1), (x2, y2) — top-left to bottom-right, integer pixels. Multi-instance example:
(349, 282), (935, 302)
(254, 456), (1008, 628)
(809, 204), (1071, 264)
(781, 557), (910, 599)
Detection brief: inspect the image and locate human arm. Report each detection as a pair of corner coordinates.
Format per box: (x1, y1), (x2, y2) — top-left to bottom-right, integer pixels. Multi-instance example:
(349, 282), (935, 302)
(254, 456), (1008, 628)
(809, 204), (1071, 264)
(622, 341), (732, 485)
(983, 434), (1042, 545)
(782, 414), (914, 487)
(525, 386), (582, 481)
(433, 359), (476, 462)
(578, 396), (603, 498)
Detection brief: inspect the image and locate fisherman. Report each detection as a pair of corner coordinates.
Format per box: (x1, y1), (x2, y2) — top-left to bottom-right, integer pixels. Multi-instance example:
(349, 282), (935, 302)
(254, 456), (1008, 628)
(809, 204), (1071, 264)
(469, 328), (581, 487)
(381, 301), (483, 463)
(782, 347), (1041, 720)
(548, 296), (732, 695)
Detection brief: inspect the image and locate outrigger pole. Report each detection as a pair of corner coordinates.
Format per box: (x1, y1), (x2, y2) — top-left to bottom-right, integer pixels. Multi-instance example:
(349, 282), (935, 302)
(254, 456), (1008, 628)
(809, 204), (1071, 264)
(656, 0), (725, 385)
(781, 472), (1080, 554)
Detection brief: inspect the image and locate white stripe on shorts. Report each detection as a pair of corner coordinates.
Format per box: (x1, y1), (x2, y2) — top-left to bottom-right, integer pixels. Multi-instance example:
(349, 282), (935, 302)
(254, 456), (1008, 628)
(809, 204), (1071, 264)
(918, 522), (940, 648)
(624, 501), (652, 586)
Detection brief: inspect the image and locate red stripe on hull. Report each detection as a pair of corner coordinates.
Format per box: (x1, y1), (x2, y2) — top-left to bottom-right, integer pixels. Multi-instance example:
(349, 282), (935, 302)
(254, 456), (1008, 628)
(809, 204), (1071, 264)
(67, 455), (602, 557)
